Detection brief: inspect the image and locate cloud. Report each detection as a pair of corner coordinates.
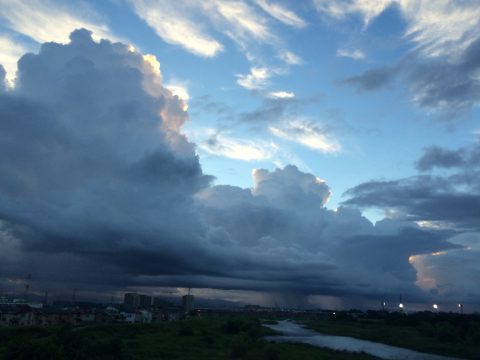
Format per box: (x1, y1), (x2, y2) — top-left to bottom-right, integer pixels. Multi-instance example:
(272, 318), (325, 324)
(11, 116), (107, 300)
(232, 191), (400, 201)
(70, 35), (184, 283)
(313, 0), (391, 27)
(341, 66), (397, 91)
(406, 39), (480, 113)
(341, 37), (480, 113)
(252, 165), (331, 208)
(270, 120), (341, 153)
(341, 140), (480, 301)
(337, 48), (366, 60)
(343, 140), (480, 232)
(416, 146), (467, 171)
(314, 0), (480, 59)
(0, 30), (471, 306)
(268, 91), (295, 99)
(237, 66), (272, 90)
(0, 0), (119, 44)
(255, 0), (307, 28)
(0, 35), (29, 85)
(0, 29), (214, 291)
(197, 166), (457, 301)
(278, 50), (303, 65)
(165, 83), (190, 111)
(408, 232), (480, 301)
(130, 0), (223, 57)
(320, 1), (480, 115)
(209, 0), (274, 45)
(0, 65), (5, 91)
(198, 130), (277, 161)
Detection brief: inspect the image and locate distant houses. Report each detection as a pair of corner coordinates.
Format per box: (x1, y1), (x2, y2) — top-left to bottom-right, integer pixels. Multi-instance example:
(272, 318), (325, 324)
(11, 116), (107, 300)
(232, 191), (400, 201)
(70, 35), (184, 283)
(0, 292), (194, 327)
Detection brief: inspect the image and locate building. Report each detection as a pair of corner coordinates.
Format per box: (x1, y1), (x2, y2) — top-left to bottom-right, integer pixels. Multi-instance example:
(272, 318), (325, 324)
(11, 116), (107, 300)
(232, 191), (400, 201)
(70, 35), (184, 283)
(123, 293), (140, 310)
(139, 295), (152, 308)
(182, 295), (194, 313)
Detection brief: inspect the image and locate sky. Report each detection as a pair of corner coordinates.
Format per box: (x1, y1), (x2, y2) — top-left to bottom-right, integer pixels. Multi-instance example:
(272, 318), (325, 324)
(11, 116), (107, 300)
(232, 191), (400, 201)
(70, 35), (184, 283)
(0, 0), (479, 311)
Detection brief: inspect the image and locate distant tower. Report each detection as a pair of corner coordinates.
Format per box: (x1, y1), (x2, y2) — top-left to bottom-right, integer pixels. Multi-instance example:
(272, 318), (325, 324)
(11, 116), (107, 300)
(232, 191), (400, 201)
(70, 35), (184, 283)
(182, 288), (194, 314)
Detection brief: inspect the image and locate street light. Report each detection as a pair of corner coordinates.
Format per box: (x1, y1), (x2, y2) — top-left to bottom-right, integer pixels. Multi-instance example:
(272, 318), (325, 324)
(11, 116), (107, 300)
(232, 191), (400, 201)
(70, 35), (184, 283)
(433, 304), (439, 312)
(458, 303), (464, 314)
(399, 303), (404, 310)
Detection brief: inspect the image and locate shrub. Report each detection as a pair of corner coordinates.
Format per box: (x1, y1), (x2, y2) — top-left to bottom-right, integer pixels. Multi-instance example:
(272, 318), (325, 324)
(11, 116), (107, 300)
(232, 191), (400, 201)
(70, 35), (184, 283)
(435, 322), (460, 343)
(177, 325), (194, 336)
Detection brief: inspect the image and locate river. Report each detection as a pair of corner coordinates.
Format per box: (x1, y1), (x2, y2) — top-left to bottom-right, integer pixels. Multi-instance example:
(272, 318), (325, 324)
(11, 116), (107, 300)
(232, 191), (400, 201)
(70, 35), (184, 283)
(264, 320), (463, 360)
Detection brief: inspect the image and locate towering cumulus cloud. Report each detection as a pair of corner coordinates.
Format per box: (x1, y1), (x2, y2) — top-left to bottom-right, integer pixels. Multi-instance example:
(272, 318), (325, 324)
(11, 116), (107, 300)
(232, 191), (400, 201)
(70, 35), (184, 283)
(0, 29), (212, 294)
(0, 30), (467, 306)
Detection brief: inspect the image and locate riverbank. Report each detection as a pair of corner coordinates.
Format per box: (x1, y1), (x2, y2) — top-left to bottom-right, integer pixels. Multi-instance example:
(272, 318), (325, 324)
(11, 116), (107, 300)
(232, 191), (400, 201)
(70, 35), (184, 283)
(265, 320), (462, 360)
(304, 313), (480, 359)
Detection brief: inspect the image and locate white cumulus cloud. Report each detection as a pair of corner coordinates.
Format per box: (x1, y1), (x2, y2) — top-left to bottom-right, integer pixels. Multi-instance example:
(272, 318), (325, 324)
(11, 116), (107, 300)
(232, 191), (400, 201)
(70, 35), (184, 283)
(237, 67), (272, 90)
(268, 91), (295, 99)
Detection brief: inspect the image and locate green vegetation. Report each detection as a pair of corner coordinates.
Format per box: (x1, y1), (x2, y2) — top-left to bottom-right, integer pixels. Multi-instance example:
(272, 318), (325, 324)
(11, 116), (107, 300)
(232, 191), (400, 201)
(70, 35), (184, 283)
(0, 315), (379, 360)
(306, 311), (480, 359)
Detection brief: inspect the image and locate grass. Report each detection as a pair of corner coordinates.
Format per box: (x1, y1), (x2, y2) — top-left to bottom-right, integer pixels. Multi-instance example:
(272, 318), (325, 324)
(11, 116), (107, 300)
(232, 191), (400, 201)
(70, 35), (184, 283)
(0, 315), (380, 360)
(305, 315), (480, 359)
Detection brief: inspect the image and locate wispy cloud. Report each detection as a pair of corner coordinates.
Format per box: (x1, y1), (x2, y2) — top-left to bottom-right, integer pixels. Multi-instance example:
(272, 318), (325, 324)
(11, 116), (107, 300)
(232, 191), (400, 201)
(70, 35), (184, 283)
(199, 130), (277, 161)
(337, 48), (366, 60)
(0, 0), (118, 44)
(278, 50), (303, 65)
(254, 0), (307, 28)
(270, 120), (341, 153)
(210, 0), (273, 44)
(129, 0), (302, 89)
(131, 0), (223, 57)
(314, 0), (480, 59)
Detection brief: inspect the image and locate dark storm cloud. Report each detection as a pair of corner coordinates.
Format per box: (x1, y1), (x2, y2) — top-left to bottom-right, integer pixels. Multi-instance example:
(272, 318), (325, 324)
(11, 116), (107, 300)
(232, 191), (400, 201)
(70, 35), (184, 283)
(343, 176), (480, 230)
(343, 143), (480, 231)
(416, 146), (467, 171)
(0, 30), (468, 304)
(0, 29), (215, 285)
(416, 142), (480, 171)
(340, 38), (480, 115)
(341, 140), (480, 301)
(196, 166), (458, 300)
